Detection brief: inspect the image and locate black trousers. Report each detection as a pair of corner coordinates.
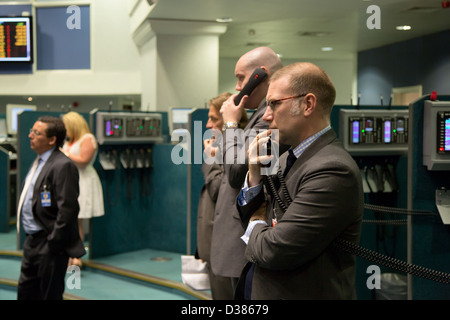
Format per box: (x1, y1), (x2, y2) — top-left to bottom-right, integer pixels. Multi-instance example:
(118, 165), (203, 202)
(17, 231), (69, 300)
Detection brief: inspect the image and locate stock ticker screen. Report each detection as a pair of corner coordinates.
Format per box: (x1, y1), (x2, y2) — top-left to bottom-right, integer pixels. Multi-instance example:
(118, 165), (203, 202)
(0, 17), (32, 62)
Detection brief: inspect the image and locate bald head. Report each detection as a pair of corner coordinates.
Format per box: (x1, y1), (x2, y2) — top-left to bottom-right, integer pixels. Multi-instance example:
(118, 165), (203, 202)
(234, 47), (283, 109)
(270, 62), (336, 116)
(237, 47), (283, 76)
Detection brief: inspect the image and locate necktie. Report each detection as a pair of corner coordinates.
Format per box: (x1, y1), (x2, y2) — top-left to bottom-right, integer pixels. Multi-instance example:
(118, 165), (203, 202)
(17, 157), (40, 232)
(283, 149), (296, 177)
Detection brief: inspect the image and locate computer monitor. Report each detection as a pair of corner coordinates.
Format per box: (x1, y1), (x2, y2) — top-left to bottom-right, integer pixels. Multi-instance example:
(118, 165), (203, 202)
(6, 104), (37, 136)
(169, 107), (194, 133)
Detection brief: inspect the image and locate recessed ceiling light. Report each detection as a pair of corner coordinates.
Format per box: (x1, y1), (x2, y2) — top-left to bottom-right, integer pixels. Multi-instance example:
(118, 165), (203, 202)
(246, 42), (271, 47)
(396, 25), (412, 31)
(405, 6), (439, 14)
(216, 17), (233, 23)
(298, 31), (330, 37)
(321, 47), (334, 52)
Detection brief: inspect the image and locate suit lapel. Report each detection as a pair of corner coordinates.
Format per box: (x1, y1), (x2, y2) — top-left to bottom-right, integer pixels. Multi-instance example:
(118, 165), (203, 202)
(33, 149), (58, 201)
(271, 129), (338, 220)
(284, 129), (337, 179)
(244, 100), (267, 131)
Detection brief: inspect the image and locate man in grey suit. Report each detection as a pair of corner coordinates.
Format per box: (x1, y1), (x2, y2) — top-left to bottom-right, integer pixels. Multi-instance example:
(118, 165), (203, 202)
(209, 47), (283, 299)
(236, 62), (364, 299)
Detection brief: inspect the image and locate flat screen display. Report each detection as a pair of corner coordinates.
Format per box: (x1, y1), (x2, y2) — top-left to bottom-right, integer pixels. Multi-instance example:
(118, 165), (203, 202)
(170, 107), (193, 131)
(351, 120), (359, 144)
(436, 112), (450, 154)
(445, 118), (450, 151)
(396, 118), (405, 133)
(364, 119), (373, 132)
(383, 120), (392, 143)
(104, 118), (123, 137)
(6, 104), (37, 135)
(0, 16), (33, 62)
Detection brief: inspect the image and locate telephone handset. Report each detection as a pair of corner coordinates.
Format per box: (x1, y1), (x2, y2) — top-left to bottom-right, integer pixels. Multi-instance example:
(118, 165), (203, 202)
(265, 138), (272, 156)
(259, 138), (272, 167)
(234, 68), (268, 105)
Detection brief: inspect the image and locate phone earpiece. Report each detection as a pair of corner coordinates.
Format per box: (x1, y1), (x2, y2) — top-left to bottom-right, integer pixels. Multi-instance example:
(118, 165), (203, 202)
(234, 68), (268, 105)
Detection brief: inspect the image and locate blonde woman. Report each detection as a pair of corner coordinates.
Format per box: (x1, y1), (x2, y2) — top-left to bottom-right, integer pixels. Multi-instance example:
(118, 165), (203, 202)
(62, 111), (105, 267)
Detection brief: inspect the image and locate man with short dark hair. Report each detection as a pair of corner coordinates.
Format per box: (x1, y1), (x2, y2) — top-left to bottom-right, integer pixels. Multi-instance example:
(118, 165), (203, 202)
(17, 116), (85, 300)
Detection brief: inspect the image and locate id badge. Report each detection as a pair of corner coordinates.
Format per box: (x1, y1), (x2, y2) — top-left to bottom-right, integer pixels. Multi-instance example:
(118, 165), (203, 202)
(41, 191), (51, 207)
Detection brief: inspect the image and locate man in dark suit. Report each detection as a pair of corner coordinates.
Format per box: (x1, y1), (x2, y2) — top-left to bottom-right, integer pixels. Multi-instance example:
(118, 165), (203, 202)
(209, 47), (283, 298)
(17, 116), (85, 300)
(236, 62), (364, 299)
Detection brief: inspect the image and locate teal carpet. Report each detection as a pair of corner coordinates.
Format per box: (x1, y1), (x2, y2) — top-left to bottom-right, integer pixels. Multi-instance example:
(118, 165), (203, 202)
(0, 229), (211, 300)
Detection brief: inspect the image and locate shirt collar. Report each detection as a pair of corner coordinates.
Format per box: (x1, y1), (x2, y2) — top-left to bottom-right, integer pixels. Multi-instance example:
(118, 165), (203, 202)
(291, 125), (331, 158)
(39, 147), (55, 163)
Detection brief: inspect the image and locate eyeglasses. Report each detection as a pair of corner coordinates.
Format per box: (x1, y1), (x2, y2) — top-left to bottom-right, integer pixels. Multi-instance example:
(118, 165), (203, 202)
(29, 129), (43, 136)
(266, 93), (308, 110)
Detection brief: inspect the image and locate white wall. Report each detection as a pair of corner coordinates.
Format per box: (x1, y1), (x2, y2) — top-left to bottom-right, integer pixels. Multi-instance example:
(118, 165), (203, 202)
(218, 57), (238, 96)
(155, 34), (219, 112)
(0, 0), (141, 97)
(138, 35), (157, 112)
(131, 15), (225, 112)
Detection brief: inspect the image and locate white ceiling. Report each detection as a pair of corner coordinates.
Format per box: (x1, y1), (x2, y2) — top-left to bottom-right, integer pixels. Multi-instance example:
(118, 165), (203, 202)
(149, 0), (450, 60)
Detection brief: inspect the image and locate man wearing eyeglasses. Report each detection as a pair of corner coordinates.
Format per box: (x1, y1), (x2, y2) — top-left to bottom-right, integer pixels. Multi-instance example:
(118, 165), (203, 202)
(235, 62), (364, 299)
(17, 116), (85, 300)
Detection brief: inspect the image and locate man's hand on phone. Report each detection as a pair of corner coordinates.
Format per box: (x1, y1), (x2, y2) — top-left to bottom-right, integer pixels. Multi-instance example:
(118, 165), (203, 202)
(204, 137), (219, 158)
(248, 129), (273, 187)
(220, 94), (247, 123)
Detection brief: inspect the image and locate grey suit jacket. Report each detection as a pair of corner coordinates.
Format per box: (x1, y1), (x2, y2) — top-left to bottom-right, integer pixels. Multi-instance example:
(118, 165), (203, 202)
(196, 162), (223, 262)
(237, 129), (364, 299)
(210, 102), (270, 278)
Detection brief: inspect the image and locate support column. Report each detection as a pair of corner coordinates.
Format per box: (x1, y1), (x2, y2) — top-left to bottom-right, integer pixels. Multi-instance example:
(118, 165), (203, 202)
(132, 17), (227, 112)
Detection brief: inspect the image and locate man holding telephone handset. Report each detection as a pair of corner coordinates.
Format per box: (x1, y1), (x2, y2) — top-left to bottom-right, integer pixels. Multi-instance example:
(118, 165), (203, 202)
(235, 62), (364, 299)
(209, 47), (284, 299)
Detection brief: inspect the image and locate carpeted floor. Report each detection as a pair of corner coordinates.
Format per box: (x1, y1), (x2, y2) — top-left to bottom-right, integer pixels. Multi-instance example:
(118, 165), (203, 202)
(0, 229), (211, 300)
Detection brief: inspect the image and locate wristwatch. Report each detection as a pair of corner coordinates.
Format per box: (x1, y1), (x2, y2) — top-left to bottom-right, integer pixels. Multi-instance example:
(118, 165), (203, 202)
(222, 121), (239, 130)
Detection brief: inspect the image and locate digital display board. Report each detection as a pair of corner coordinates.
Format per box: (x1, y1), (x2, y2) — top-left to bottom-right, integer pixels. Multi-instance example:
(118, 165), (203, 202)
(0, 16), (33, 62)
(437, 111), (450, 154)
